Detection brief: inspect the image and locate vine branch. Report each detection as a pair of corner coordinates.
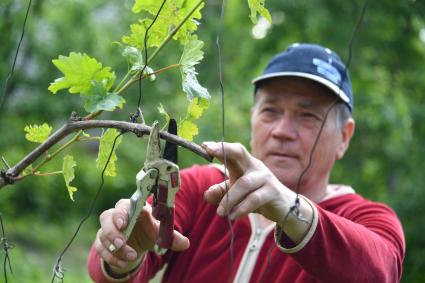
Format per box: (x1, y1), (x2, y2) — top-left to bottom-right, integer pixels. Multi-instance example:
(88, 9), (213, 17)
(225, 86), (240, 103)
(0, 117), (213, 189)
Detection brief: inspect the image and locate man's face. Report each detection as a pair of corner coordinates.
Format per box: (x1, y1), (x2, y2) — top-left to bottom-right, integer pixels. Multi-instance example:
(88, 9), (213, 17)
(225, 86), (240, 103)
(251, 77), (353, 193)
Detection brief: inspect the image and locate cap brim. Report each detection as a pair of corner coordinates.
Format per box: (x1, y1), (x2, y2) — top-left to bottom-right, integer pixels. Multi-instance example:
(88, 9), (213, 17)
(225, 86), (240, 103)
(252, 72), (350, 103)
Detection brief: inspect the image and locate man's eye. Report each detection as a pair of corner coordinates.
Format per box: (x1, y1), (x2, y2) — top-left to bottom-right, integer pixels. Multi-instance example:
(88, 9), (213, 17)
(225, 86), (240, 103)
(262, 107), (277, 113)
(301, 112), (320, 120)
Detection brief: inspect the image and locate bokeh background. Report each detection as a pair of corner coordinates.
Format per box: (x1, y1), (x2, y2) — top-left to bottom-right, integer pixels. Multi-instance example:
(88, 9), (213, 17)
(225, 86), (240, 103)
(1, 0), (424, 282)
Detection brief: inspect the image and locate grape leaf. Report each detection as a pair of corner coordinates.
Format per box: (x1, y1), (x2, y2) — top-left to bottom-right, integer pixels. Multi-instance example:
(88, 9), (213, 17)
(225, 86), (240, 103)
(96, 129), (122, 177)
(247, 0), (272, 24)
(24, 123), (53, 143)
(121, 45), (156, 80)
(63, 155), (77, 201)
(48, 52), (115, 95)
(158, 103), (170, 124)
(182, 68), (210, 100)
(124, 0), (204, 48)
(122, 19), (166, 49)
(83, 81), (126, 113)
(187, 97), (209, 119)
(180, 35), (204, 69)
(180, 36), (209, 100)
(178, 120), (198, 141)
(122, 45), (143, 65)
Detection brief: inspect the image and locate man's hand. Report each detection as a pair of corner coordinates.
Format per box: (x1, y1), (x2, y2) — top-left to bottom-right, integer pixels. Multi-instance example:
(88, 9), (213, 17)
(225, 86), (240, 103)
(95, 199), (190, 275)
(202, 141), (313, 244)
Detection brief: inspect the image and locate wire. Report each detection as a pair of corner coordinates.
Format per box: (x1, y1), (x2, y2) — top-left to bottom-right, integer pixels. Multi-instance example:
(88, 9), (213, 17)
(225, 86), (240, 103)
(0, 0), (33, 116)
(258, 0), (370, 281)
(50, 131), (126, 283)
(215, 0), (235, 282)
(131, 0), (168, 124)
(0, 214), (14, 283)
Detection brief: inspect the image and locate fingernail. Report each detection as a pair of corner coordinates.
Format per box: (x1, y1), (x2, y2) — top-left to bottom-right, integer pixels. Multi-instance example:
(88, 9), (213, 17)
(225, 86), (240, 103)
(117, 218), (124, 229)
(127, 251), (137, 261)
(202, 142), (216, 151)
(114, 238), (124, 249)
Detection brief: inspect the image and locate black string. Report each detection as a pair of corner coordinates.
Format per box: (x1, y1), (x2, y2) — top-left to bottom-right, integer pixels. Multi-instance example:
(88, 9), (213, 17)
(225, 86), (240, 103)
(258, 0), (370, 281)
(1, 214), (14, 283)
(50, 131), (126, 283)
(215, 0), (235, 282)
(0, 0), (32, 115)
(131, 0), (168, 124)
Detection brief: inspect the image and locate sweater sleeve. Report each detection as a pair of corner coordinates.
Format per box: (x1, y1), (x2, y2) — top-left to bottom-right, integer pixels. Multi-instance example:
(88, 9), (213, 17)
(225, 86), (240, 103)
(87, 165), (224, 283)
(276, 195), (405, 283)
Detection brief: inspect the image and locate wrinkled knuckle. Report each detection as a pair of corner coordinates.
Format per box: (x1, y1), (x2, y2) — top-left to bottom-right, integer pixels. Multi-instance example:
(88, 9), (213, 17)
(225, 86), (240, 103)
(249, 192), (263, 207)
(104, 229), (118, 241)
(238, 175), (252, 189)
(262, 170), (274, 181)
(235, 143), (247, 155)
(237, 203), (251, 216)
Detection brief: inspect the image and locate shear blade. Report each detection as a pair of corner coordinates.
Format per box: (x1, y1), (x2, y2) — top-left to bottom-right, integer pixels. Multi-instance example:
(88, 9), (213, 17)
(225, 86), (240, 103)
(146, 121), (161, 163)
(163, 118), (178, 164)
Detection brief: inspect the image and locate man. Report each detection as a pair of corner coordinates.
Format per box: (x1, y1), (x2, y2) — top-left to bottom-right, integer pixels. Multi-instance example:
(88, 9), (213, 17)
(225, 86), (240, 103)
(88, 43), (405, 282)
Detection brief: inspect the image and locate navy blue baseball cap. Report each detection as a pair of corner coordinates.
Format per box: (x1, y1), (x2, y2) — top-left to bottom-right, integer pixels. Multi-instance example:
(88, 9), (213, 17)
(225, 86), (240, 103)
(252, 43), (353, 112)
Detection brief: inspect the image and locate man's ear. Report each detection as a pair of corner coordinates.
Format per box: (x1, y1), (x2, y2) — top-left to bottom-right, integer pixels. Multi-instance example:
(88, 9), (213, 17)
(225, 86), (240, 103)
(336, 118), (355, 160)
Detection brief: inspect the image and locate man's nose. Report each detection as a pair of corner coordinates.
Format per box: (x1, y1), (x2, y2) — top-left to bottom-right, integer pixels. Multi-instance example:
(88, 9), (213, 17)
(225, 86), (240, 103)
(271, 115), (298, 140)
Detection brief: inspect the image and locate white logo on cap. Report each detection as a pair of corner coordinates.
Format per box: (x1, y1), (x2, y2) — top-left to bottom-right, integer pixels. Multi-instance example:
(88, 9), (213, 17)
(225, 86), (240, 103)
(312, 58), (341, 85)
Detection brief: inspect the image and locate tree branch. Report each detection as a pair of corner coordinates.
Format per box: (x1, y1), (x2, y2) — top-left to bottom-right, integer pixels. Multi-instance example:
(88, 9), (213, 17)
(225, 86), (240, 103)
(0, 119), (213, 189)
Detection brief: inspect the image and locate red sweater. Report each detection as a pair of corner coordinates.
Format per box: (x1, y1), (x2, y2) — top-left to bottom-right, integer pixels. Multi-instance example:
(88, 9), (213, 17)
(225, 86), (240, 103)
(88, 165), (405, 283)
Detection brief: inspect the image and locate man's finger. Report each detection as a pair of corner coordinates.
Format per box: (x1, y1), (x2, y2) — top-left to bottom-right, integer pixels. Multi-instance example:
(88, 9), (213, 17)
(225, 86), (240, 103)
(204, 180), (230, 205)
(170, 230), (190, 251)
(216, 171), (266, 216)
(202, 142), (251, 180)
(112, 208), (128, 231)
(96, 233), (128, 268)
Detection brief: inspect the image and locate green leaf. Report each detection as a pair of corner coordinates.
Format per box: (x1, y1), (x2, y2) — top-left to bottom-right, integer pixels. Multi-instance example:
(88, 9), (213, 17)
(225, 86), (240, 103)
(124, 0), (205, 48)
(182, 68), (210, 100)
(48, 52), (115, 95)
(187, 97), (209, 119)
(96, 129), (122, 177)
(63, 155), (77, 201)
(83, 81), (126, 113)
(24, 123), (53, 143)
(158, 103), (170, 124)
(132, 0), (159, 14)
(179, 36), (209, 100)
(247, 0), (272, 24)
(180, 35), (204, 70)
(178, 120), (198, 141)
(122, 19), (166, 49)
(121, 46), (156, 80)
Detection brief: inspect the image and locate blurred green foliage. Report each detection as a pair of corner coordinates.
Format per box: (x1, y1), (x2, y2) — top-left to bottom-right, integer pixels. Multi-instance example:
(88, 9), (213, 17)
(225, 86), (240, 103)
(1, 0), (425, 282)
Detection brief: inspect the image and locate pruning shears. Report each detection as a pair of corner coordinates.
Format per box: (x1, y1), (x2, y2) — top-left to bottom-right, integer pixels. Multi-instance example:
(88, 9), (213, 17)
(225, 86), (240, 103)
(122, 119), (180, 254)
